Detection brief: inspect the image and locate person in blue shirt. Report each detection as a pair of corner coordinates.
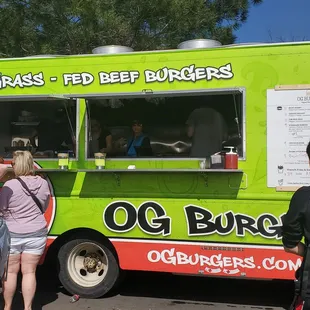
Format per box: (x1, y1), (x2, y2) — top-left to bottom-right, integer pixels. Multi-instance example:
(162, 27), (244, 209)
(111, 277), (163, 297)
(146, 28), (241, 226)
(126, 120), (152, 157)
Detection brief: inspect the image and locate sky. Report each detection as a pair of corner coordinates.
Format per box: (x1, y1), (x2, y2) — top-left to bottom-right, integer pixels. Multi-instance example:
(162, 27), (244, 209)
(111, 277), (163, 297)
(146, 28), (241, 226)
(235, 0), (310, 43)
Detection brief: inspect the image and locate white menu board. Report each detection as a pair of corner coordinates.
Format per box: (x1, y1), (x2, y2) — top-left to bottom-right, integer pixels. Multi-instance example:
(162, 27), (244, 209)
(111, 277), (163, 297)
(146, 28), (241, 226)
(267, 89), (310, 187)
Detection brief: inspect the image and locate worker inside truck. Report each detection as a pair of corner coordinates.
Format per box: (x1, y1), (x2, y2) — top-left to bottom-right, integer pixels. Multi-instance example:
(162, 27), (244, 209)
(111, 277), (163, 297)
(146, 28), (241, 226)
(31, 109), (75, 158)
(125, 119), (153, 157)
(109, 119), (152, 157)
(0, 99), (77, 159)
(86, 92), (244, 159)
(186, 105), (228, 158)
(88, 119), (113, 156)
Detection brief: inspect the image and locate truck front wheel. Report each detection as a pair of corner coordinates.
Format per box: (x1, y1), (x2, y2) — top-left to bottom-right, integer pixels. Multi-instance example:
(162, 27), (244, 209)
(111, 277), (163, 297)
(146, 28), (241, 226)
(57, 238), (120, 298)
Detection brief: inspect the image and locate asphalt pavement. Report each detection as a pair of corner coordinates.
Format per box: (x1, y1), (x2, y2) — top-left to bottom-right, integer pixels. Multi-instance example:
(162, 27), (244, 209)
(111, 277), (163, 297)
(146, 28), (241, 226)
(1, 266), (295, 310)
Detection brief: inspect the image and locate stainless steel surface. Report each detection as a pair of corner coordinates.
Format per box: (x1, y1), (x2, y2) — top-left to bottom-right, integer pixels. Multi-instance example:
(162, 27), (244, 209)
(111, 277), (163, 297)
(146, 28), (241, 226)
(225, 42), (266, 47)
(0, 96), (67, 102)
(6, 168), (77, 173)
(150, 140), (191, 155)
(3, 40), (310, 62)
(177, 39), (222, 49)
(85, 100), (90, 160)
(6, 168), (242, 173)
(92, 45), (134, 54)
(0, 98), (80, 161)
(143, 126), (191, 156)
(0, 88), (245, 161)
(78, 169), (243, 173)
(75, 99), (80, 161)
(241, 88), (246, 160)
(39, 169), (74, 172)
(103, 125), (206, 157)
(58, 166), (68, 170)
(5, 168), (77, 173)
(83, 88), (246, 160)
(11, 122), (40, 126)
(67, 88), (243, 100)
(96, 166), (105, 170)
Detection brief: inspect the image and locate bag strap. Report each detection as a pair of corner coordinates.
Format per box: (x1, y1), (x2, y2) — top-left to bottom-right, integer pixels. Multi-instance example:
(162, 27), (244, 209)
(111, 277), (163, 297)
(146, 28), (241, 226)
(16, 177), (44, 214)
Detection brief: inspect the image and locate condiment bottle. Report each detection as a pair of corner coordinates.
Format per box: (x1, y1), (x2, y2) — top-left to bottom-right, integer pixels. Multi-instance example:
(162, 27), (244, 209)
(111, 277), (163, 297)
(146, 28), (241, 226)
(224, 147), (238, 169)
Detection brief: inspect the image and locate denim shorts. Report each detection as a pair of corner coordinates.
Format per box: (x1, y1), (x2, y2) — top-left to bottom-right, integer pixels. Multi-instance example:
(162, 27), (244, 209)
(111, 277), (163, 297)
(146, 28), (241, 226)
(10, 236), (47, 256)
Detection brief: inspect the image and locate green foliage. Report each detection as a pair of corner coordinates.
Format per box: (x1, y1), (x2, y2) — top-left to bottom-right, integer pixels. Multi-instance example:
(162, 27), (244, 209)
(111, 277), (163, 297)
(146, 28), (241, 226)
(0, 0), (262, 57)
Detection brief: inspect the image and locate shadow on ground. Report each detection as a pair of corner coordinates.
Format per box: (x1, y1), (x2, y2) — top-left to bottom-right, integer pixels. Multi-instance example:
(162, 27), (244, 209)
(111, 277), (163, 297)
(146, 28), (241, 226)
(0, 265), (59, 310)
(118, 271), (294, 309)
(1, 265), (295, 309)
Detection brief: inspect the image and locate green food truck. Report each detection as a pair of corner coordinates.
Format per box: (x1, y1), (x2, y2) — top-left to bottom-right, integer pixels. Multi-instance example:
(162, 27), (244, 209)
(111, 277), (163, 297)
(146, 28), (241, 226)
(0, 39), (309, 298)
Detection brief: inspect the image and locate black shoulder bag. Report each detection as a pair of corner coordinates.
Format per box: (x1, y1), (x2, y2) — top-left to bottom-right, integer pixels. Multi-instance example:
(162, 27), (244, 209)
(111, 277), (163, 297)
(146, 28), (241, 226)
(16, 177), (44, 214)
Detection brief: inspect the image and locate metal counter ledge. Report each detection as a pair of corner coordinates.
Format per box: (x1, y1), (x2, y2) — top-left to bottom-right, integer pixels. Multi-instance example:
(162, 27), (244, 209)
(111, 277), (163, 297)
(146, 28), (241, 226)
(67, 168), (242, 173)
(6, 168), (243, 173)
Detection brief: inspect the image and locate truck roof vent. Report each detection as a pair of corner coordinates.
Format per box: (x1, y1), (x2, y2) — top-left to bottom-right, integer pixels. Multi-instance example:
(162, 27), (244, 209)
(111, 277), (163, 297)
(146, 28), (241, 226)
(177, 39), (222, 50)
(92, 45), (134, 54)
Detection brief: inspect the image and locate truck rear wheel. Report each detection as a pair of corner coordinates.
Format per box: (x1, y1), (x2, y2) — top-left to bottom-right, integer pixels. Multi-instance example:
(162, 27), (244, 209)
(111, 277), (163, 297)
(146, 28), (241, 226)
(57, 238), (120, 298)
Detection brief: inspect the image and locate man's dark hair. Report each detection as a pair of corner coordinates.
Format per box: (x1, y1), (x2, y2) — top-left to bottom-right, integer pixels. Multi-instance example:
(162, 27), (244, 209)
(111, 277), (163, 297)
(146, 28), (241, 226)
(307, 141), (310, 160)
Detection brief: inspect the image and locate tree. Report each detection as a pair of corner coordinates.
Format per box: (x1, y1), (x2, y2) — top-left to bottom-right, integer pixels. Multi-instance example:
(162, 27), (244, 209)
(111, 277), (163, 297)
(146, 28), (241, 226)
(0, 0), (262, 57)
(267, 30), (308, 43)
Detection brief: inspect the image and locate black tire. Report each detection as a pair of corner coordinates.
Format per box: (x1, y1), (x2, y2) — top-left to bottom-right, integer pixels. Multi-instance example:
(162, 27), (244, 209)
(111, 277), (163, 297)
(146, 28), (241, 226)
(57, 238), (120, 298)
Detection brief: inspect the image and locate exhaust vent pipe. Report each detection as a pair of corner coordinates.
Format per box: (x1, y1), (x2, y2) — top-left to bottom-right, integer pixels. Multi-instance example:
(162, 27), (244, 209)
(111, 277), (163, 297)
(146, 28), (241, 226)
(92, 45), (134, 55)
(177, 39), (222, 50)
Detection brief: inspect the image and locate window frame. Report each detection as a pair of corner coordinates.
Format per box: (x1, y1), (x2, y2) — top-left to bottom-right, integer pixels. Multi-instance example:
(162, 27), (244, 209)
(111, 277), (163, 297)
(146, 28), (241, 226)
(0, 95), (80, 161)
(84, 87), (246, 161)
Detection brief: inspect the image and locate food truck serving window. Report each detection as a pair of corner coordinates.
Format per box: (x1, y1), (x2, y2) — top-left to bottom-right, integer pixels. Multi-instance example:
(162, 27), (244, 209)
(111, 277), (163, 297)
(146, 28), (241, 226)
(86, 90), (245, 159)
(0, 99), (77, 159)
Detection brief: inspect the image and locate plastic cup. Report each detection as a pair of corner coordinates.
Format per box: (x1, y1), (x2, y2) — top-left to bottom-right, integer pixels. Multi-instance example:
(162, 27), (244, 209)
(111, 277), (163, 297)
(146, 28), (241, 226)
(58, 153), (69, 170)
(95, 153), (106, 169)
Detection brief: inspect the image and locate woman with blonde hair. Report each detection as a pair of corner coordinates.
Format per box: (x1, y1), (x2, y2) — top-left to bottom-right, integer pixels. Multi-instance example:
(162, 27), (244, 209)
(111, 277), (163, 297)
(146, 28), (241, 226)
(0, 151), (50, 310)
